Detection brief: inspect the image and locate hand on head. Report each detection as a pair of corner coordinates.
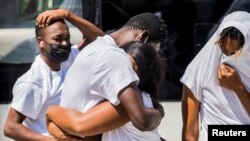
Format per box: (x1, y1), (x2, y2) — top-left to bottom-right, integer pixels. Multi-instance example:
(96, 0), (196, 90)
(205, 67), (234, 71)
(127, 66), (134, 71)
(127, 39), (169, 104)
(36, 9), (69, 27)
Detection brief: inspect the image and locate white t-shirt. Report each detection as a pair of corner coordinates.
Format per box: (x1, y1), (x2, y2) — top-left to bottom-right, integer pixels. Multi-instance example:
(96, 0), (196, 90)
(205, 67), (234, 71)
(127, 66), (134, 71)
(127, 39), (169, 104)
(180, 17), (250, 141)
(60, 35), (139, 112)
(11, 45), (79, 135)
(102, 91), (161, 141)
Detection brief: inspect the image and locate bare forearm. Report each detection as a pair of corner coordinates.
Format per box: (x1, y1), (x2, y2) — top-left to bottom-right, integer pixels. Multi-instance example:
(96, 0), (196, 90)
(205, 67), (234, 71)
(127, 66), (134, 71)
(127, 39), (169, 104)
(4, 124), (54, 141)
(47, 102), (129, 137)
(182, 85), (200, 141)
(234, 86), (250, 116)
(218, 64), (250, 116)
(140, 108), (162, 131)
(47, 106), (87, 136)
(4, 108), (55, 141)
(182, 122), (199, 141)
(119, 84), (163, 131)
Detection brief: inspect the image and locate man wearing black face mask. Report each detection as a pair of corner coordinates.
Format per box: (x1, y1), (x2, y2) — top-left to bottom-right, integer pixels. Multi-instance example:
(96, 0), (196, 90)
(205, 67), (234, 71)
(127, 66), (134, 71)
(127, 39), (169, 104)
(4, 9), (104, 141)
(44, 41), (72, 63)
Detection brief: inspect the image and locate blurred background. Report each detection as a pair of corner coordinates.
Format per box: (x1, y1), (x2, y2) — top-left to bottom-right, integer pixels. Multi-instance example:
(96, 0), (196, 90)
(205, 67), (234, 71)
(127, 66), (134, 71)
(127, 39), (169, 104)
(1, 0), (250, 140)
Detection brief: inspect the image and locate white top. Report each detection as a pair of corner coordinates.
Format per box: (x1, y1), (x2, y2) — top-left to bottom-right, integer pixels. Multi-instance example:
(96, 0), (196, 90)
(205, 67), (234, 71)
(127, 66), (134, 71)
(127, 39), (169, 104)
(60, 35), (139, 111)
(102, 91), (161, 141)
(11, 45), (79, 135)
(180, 11), (250, 141)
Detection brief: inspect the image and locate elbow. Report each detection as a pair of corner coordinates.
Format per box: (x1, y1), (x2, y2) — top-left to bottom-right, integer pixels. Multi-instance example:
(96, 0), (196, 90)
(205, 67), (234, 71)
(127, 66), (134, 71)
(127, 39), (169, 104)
(130, 111), (161, 131)
(134, 124), (148, 132)
(71, 123), (90, 137)
(131, 117), (153, 131)
(182, 129), (198, 141)
(183, 135), (197, 141)
(73, 122), (85, 134)
(3, 126), (10, 137)
(4, 124), (14, 138)
(69, 117), (90, 136)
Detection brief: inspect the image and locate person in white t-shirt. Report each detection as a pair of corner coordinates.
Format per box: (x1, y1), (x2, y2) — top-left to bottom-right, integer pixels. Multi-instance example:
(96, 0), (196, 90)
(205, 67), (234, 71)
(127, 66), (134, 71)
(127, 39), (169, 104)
(181, 11), (250, 141)
(3, 9), (104, 141)
(44, 12), (167, 141)
(46, 41), (166, 141)
(101, 41), (165, 141)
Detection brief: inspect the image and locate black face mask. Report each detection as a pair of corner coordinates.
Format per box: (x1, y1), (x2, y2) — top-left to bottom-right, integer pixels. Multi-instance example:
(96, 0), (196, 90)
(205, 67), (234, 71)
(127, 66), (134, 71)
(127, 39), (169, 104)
(47, 44), (71, 63)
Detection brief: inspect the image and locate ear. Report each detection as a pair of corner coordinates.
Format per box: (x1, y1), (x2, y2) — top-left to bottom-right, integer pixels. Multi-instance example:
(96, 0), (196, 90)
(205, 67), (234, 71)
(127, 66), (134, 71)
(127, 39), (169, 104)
(136, 30), (149, 42)
(36, 37), (44, 49)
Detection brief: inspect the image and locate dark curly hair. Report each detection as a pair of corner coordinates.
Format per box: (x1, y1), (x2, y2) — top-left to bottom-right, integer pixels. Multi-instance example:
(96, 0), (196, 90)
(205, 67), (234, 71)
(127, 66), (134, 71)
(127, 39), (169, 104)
(123, 12), (167, 43)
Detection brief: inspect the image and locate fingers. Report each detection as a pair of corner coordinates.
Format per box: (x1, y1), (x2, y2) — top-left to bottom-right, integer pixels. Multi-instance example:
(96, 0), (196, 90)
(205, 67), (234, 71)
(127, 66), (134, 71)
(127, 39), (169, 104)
(36, 14), (42, 26)
(223, 63), (234, 73)
(36, 12), (49, 27)
(41, 14), (49, 27)
(218, 64), (228, 86)
(46, 16), (54, 27)
(217, 65), (222, 80)
(36, 10), (57, 27)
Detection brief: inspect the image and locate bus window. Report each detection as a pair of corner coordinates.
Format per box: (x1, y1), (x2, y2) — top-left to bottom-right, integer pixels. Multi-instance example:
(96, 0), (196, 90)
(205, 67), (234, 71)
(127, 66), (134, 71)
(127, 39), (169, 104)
(0, 0), (85, 104)
(0, 0), (84, 28)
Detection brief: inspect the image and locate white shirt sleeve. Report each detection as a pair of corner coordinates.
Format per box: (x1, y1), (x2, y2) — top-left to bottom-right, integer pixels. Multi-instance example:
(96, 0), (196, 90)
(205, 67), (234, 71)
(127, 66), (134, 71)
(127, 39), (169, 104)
(180, 47), (208, 101)
(90, 50), (139, 105)
(11, 81), (44, 120)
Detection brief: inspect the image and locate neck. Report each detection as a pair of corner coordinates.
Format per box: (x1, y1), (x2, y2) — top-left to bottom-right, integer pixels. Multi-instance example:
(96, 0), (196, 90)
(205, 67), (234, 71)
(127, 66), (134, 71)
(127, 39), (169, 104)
(110, 28), (141, 47)
(109, 28), (126, 47)
(40, 54), (61, 71)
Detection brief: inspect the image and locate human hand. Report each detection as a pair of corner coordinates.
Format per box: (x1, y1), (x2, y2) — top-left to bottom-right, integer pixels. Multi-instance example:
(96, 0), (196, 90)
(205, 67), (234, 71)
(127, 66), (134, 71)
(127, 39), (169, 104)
(36, 9), (69, 27)
(217, 63), (244, 92)
(48, 121), (83, 141)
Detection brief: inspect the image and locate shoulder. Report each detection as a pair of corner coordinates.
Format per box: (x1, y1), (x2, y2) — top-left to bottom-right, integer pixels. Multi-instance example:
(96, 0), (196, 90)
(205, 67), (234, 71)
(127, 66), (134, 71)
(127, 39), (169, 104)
(13, 66), (44, 93)
(100, 48), (131, 68)
(14, 58), (46, 89)
(88, 35), (117, 49)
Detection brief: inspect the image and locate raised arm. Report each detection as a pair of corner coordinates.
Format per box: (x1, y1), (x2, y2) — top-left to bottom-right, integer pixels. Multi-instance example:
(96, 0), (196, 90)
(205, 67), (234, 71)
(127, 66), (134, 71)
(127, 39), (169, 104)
(218, 64), (250, 116)
(182, 85), (200, 141)
(47, 101), (129, 137)
(36, 9), (104, 50)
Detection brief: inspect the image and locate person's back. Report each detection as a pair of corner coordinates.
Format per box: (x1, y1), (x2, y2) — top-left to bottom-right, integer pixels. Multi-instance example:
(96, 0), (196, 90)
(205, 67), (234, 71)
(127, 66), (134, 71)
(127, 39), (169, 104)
(61, 12), (167, 112)
(60, 35), (133, 111)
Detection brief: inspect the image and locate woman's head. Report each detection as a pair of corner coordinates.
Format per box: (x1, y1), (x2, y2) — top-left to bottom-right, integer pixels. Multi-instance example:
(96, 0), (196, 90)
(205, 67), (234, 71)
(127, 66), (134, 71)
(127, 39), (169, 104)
(216, 26), (245, 57)
(122, 41), (165, 99)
